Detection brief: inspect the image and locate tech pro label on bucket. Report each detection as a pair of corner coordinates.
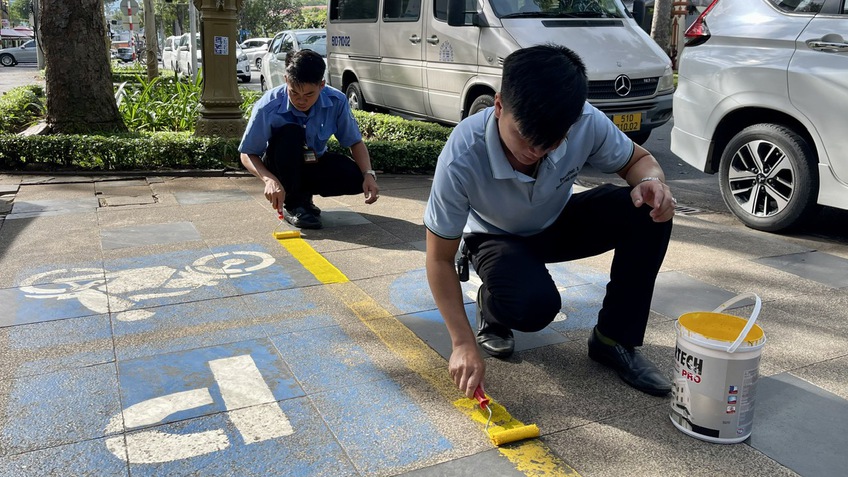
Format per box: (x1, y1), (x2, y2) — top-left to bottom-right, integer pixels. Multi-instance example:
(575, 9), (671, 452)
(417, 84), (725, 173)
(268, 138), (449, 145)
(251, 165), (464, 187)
(669, 293), (766, 444)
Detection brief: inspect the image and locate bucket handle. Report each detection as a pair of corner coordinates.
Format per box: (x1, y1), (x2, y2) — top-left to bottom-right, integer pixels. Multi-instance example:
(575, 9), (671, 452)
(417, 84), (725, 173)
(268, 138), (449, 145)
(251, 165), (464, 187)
(712, 292), (762, 353)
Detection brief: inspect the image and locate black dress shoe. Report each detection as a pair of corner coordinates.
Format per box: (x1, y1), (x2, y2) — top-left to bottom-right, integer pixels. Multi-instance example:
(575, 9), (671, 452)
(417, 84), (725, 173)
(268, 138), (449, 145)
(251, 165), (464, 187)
(588, 327), (671, 396)
(284, 206), (322, 229)
(304, 197), (321, 216)
(476, 289), (514, 358)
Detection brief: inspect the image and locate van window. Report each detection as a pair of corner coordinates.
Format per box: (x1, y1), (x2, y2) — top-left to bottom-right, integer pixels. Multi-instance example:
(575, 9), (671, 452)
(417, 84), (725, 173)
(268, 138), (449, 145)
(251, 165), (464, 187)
(488, 0), (625, 18)
(384, 0), (421, 20)
(330, 0), (379, 20)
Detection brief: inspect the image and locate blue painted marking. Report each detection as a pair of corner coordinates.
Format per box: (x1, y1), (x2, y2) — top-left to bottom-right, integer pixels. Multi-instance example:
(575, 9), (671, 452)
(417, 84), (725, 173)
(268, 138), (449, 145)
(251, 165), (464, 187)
(116, 339), (304, 428)
(0, 364), (120, 456)
(269, 324), (392, 394)
(5, 314), (113, 378)
(311, 379), (452, 475)
(0, 437), (128, 476)
(209, 243), (298, 294)
(548, 283), (606, 331)
(125, 397), (357, 477)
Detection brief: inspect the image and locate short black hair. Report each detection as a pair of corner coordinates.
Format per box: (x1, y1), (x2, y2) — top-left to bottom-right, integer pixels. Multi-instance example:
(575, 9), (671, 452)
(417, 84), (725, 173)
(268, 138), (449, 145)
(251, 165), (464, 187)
(500, 44), (588, 149)
(285, 49), (326, 86)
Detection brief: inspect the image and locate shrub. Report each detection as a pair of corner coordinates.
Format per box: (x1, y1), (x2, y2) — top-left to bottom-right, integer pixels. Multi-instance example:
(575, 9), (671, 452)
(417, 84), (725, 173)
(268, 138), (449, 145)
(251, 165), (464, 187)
(0, 85), (46, 134)
(117, 75), (204, 132)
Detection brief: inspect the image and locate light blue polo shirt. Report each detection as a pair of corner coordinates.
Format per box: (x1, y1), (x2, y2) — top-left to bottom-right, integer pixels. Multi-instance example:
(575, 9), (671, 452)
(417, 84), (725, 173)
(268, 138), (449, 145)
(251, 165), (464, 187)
(424, 103), (634, 239)
(239, 84), (362, 157)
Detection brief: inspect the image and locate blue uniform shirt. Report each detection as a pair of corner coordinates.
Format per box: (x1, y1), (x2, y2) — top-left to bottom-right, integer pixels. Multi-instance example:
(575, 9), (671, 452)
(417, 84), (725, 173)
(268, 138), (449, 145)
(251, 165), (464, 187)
(424, 103), (634, 239)
(239, 84), (362, 157)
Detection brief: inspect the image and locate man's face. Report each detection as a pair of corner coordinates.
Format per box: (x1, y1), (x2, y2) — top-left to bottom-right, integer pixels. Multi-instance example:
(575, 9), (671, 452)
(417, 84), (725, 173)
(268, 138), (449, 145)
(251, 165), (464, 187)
(494, 93), (562, 166)
(286, 79), (325, 112)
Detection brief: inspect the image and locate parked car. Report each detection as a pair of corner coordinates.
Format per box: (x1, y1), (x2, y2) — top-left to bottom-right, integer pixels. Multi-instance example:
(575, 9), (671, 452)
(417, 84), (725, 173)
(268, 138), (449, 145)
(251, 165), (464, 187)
(239, 37), (272, 71)
(236, 43), (251, 83)
(670, 0), (848, 232)
(0, 39), (37, 66)
(161, 35), (180, 70)
(259, 29), (327, 92)
(116, 47), (135, 63)
(176, 33), (201, 76)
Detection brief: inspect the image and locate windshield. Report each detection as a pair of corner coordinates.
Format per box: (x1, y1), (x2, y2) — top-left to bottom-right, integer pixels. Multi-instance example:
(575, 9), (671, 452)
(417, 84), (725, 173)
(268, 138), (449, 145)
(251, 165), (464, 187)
(491, 0), (626, 18)
(296, 31), (327, 57)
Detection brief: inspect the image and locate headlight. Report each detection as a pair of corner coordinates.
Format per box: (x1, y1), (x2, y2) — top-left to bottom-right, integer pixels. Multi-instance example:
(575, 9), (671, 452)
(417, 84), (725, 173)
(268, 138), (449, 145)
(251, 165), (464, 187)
(657, 65), (674, 93)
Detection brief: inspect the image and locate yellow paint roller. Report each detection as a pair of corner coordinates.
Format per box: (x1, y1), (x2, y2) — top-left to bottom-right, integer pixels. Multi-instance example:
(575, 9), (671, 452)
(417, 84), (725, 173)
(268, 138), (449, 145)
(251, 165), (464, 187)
(273, 210), (302, 240)
(474, 386), (540, 446)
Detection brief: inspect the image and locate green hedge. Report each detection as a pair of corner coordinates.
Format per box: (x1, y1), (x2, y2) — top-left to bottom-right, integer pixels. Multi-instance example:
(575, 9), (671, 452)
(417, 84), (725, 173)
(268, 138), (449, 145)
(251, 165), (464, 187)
(0, 85), (45, 134)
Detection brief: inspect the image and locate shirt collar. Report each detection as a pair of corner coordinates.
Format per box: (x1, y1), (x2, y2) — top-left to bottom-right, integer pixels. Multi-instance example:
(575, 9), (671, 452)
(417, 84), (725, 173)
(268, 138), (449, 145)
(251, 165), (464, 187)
(484, 109), (518, 180)
(278, 84), (332, 118)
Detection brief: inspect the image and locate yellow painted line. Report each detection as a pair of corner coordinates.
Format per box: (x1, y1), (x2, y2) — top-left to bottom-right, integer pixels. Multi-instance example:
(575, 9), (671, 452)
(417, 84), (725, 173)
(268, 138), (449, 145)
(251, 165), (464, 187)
(277, 234), (581, 476)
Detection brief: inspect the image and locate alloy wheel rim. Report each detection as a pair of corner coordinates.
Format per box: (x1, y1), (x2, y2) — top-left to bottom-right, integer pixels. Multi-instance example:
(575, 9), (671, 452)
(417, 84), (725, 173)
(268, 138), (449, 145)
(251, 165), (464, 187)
(727, 139), (795, 218)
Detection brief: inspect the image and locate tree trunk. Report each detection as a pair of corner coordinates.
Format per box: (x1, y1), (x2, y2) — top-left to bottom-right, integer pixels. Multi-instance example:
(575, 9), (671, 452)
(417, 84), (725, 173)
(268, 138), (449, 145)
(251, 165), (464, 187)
(650, 0), (674, 58)
(143, 0), (159, 81)
(41, 0), (127, 134)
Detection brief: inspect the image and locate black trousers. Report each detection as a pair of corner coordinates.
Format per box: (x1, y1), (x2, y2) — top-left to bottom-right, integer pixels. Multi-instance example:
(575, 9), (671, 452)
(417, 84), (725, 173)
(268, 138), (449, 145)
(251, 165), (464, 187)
(262, 124), (364, 210)
(464, 184), (672, 348)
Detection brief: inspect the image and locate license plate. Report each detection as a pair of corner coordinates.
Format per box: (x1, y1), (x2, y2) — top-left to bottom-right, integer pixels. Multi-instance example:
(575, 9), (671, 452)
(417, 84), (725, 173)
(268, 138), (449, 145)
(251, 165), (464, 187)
(612, 112), (643, 132)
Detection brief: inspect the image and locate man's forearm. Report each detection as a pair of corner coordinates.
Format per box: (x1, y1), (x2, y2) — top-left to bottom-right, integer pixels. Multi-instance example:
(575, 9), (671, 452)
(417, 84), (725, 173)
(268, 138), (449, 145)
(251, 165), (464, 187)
(240, 153), (276, 182)
(349, 141), (373, 174)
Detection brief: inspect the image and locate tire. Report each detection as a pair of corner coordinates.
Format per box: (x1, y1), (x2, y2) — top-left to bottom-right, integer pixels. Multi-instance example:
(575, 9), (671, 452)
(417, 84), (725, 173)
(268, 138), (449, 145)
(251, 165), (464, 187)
(625, 131), (651, 145)
(468, 94), (494, 117)
(239, 75), (250, 83)
(260, 75), (268, 92)
(345, 82), (368, 111)
(718, 123), (819, 232)
(0, 54), (15, 67)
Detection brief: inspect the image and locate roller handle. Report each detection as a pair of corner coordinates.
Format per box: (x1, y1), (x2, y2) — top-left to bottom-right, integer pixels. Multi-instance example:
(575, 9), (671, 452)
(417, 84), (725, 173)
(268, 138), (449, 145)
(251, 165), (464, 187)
(473, 385), (489, 409)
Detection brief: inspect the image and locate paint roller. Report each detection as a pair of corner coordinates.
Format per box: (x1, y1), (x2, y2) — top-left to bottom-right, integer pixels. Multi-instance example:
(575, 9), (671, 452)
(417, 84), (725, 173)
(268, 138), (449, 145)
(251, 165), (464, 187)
(273, 209), (301, 240)
(474, 385), (540, 446)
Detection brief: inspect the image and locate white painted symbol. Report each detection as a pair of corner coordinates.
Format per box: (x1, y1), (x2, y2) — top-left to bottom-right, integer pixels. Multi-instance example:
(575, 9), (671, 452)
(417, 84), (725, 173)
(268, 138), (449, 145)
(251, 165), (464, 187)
(464, 273), (569, 322)
(19, 251), (275, 322)
(105, 354), (293, 464)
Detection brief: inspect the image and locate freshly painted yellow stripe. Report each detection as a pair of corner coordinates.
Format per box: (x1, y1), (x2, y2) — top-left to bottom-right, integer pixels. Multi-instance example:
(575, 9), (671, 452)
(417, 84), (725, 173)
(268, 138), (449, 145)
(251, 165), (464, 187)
(276, 236), (348, 284)
(279, 234), (581, 476)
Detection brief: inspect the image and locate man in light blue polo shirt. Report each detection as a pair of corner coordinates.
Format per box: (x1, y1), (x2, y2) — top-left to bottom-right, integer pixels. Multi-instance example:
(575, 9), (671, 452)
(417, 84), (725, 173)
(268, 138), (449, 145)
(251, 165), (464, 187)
(240, 50), (379, 229)
(424, 45), (676, 398)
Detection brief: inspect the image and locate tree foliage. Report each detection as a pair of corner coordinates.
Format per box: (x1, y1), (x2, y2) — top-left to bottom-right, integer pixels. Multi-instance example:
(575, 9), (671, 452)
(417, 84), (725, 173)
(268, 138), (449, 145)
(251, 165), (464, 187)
(238, 0), (300, 38)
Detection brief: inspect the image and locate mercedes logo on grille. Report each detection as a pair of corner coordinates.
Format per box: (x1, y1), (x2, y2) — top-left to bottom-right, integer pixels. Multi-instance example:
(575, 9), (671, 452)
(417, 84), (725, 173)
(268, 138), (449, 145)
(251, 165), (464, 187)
(614, 74), (632, 97)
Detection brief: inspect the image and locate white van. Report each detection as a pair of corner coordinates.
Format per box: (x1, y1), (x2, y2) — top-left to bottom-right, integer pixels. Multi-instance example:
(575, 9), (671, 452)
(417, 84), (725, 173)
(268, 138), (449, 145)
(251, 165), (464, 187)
(327, 0), (674, 143)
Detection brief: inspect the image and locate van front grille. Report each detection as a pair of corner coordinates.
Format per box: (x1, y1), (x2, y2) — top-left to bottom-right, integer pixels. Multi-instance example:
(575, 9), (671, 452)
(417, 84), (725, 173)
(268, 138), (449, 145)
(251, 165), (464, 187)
(588, 77), (658, 100)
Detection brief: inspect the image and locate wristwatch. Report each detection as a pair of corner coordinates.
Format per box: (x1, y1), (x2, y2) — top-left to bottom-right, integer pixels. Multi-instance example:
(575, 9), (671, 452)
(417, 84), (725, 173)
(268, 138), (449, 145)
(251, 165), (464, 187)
(363, 169), (377, 181)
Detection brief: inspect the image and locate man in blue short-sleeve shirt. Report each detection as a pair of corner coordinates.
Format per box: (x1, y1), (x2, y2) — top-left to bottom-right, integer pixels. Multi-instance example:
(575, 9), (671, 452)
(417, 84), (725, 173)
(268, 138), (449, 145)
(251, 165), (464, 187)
(240, 50), (379, 229)
(424, 45), (676, 398)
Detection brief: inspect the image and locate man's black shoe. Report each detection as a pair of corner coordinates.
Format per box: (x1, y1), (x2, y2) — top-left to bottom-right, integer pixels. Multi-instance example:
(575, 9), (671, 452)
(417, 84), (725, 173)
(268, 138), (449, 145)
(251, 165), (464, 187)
(476, 289), (514, 358)
(304, 198), (321, 217)
(284, 206), (322, 229)
(588, 327), (671, 396)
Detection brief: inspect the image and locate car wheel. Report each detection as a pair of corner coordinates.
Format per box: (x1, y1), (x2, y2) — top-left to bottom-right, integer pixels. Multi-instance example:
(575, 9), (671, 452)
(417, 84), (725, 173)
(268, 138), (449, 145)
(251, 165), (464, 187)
(468, 94), (494, 117)
(239, 75), (250, 83)
(0, 54), (15, 67)
(255, 58), (262, 70)
(260, 75), (267, 92)
(718, 123), (819, 232)
(345, 82), (368, 111)
(625, 131), (651, 145)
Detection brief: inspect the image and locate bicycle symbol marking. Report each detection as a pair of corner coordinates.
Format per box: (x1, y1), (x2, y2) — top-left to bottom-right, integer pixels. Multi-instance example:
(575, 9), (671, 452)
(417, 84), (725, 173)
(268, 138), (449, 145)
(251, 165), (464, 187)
(19, 251), (276, 322)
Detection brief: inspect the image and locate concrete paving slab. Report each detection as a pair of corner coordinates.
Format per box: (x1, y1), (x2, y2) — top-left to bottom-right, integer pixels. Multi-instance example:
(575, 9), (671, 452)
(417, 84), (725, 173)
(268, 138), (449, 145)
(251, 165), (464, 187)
(543, 405), (799, 477)
(0, 184), (19, 195)
(749, 373), (848, 477)
(96, 205), (186, 228)
(789, 355), (848, 400)
(0, 437), (129, 476)
(14, 182), (95, 200)
(0, 277), (107, 327)
(305, 222), (406, 254)
(0, 213), (101, 254)
(325, 243), (426, 281)
(173, 189), (252, 205)
(768, 288), (848, 335)
(0, 363), (121, 457)
(95, 179), (149, 189)
(0, 313), (113, 380)
(111, 296), (264, 361)
(754, 251), (848, 288)
(651, 271), (737, 319)
(7, 197), (99, 218)
(100, 221), (202, 250)
(398, 449), (526, 477)
(118, 396), (357, 476)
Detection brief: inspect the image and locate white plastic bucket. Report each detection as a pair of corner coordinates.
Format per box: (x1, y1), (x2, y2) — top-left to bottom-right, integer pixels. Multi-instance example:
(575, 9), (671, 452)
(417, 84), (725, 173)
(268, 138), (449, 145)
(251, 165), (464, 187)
(669, 293), (766, 444)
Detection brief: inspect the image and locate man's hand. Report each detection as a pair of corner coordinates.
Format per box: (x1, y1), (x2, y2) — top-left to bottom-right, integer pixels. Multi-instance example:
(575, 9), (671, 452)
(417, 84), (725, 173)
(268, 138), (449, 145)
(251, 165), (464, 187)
(631, 179), (675, 223)
(363, 175), (380, 204)
(263, 177), (285, 211)
(449, 342), (486, 398)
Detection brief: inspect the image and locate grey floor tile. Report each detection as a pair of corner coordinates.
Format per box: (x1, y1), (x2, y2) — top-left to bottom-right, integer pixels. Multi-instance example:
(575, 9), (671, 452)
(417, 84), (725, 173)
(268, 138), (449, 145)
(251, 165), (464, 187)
(754, 251), (848, 288)
(0, 437), (129, 476)
(749, 373), (848, 477)
(398, 449), (525, 477)
(100, 221), (202, 250)
(652, 271), (738, 319)
(173, 189), (252, 205)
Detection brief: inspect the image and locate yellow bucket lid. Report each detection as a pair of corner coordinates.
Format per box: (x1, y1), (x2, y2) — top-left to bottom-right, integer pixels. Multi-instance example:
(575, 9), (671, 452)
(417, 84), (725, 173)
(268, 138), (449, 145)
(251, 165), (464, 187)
(679, 311), (765, 347)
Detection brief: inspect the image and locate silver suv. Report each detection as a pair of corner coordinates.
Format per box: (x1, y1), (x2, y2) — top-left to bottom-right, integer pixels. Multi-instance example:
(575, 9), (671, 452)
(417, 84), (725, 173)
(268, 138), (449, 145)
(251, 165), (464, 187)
(670, 0), (848, 232)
